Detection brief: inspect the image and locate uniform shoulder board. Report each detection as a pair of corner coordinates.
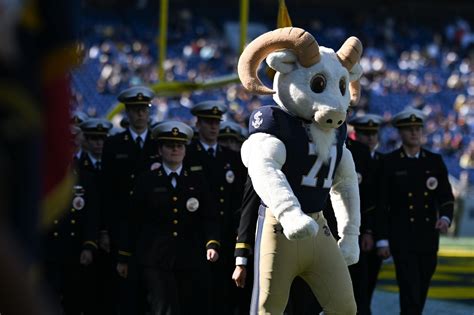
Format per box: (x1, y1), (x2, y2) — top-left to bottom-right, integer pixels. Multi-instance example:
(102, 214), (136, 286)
(190, 165), (203, 172)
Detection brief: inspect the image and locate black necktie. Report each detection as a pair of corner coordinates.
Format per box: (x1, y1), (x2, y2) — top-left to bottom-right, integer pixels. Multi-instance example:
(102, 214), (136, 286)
(207, 147), (215, 157)
(169, 172), (178, 188)
(136, 136), (143, 149)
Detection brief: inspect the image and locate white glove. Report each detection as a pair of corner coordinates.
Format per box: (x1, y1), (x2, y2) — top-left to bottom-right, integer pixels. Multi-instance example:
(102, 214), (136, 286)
(338, 235), (359, 266)
(279, 209), (319, 241)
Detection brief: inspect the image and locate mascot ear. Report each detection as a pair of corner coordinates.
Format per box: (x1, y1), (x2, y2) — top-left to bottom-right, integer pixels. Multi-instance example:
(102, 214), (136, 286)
(266, 50), (297, 74)
(348, 63), (363, 82)
(348, 63), (363, 106)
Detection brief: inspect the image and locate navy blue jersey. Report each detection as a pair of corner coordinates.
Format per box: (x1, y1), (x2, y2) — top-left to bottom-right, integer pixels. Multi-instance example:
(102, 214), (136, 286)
(248, 105), (347, 213)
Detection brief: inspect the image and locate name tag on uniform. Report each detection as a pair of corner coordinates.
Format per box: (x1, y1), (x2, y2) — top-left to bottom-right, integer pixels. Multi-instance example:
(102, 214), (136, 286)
(395, 171), (407, 176)
(190, 166), (203, 172)
(153, 187), (168, 193)
(116, 153), (128, 159)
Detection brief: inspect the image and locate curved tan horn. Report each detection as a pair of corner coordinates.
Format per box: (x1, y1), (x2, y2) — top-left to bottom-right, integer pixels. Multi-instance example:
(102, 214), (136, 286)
(238, 27), (320, 95)
(337, 36), (363, 71)
(349, 81), (361, 106)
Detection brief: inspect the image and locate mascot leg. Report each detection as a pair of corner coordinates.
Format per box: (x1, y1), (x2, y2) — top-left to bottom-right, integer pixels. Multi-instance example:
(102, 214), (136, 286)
(299, 213), (357, 315)
(251, 207), (297, 315)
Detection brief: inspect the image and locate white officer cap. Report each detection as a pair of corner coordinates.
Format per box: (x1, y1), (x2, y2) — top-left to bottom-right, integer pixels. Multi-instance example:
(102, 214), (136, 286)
(191, 101), (227, 120)
(348, 114), (384, 131)
(392, 108), (426, 128)
(152, 121), (193, 143)
(79, 118), (113, 136)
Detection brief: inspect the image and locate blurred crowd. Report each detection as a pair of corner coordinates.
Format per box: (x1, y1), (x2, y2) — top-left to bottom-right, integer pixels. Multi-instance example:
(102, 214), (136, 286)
(71, 8), (474, 180)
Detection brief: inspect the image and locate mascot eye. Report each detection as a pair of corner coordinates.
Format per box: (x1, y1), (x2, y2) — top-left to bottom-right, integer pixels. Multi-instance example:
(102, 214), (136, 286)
(339, 78), (346, 96)
(310, 74), (326, 93)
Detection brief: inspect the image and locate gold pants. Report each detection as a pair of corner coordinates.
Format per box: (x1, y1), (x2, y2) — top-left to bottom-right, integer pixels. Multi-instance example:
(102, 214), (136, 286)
(251, 207), (357, 315)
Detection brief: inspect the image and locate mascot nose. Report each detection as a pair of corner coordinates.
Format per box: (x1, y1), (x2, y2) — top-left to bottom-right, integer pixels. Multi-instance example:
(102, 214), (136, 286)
(314, 109), (346, 129)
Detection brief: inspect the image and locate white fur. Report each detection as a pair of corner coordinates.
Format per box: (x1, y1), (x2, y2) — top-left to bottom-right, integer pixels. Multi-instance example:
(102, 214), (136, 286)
(330, 147), (361, 265)
(266, 50), (297, 74)
(349, 63), (363, 82)
(308, 123), (336, 164)
(242, 133), (319, 240)
(269, 47), (351, 123)
(243, 38), (362, 245)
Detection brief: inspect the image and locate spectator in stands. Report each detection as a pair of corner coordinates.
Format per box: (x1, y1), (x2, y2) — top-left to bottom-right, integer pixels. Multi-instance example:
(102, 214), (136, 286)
(460, 140), (474, 169)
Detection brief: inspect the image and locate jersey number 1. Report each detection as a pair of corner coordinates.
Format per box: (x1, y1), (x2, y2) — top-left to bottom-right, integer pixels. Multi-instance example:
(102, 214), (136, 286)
(301, 144), (337, 188)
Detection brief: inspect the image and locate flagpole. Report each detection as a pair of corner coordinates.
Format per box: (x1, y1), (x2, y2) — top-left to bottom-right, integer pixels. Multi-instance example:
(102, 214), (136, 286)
(158, 0), (169, 82)
(239, 0), (249, 53)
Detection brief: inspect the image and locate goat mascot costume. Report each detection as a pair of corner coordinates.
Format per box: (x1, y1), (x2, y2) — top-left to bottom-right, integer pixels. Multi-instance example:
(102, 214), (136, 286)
(238, 27), (363, 314)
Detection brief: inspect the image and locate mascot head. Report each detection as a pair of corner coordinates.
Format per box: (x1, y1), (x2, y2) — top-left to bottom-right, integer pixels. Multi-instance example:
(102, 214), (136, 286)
(238, 27), (363, 131)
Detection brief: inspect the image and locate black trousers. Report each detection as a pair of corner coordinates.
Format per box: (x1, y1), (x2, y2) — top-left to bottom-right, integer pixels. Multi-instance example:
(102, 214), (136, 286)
(367, 248), (383, 314)
(143, 267), (209, 315)
(349, 250), (370, 315)
(95, 249), (117, 315)
(235, 260), (254, 315)
(208, 247), (239, 315)
(44, 261), (99, 315)
(392, 252), (437, 315)
(117, 257), (147, 315)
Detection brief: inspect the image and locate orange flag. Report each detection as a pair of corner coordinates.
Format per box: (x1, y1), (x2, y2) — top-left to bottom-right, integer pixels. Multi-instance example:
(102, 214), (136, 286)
(277, 0), (293, 28)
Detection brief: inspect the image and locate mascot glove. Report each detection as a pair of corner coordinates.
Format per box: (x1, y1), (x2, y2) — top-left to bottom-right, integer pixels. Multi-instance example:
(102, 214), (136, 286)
(338, 235), (360, 266)
(279, 209), (319, 241)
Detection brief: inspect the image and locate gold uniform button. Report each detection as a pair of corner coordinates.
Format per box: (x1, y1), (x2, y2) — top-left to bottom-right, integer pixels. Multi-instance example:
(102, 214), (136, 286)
(220, 186), (224, 191)
(71, 208), (76, 213)
(131, 174), (135, 179)
(71, 232), (75, 236)
(129, 190), (134, 195)
(220, 211), (224, 216)
(172, 196), (178, 201)
(425, 218), (430, 222)
(408, 192), (413, 197)
(173, 232), (178, 237)
(54, 220), (58, 224)
(173, 220), (178, 225)
(425, 205), (429, 209)
(219, 199), (224, 203)
(53, 232), (58, 237)
(409, 205), (414, 210)
(424, 192), (428, 196)
(71, 220), (76, 224)
(173, 208), (178, 213)
(410, 218), (415, 222)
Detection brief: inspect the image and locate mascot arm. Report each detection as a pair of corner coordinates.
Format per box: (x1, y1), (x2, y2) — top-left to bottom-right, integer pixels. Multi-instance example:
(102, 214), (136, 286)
(242, 133), (319, 240)
(330, 146), (361, 265)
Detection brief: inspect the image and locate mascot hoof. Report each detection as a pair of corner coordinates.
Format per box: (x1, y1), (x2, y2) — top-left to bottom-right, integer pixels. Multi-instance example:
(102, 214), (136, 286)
(280, 211), (319, 240)
(338, 235), (360, 266)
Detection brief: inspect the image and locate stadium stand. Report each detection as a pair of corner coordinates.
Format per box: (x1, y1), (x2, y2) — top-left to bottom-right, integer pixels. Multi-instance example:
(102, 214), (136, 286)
(71, 6), (474, 181)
